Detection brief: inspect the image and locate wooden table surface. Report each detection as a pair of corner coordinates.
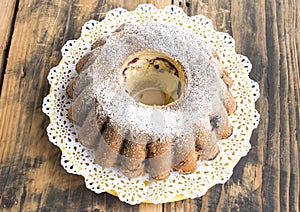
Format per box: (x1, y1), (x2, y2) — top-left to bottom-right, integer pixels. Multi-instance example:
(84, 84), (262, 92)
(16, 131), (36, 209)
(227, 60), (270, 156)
(0, 0), (299, 211)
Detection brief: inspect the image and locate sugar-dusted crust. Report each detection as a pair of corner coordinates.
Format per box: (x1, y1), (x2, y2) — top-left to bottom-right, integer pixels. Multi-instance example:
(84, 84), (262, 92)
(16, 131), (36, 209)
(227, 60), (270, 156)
(67, 22), (236, 180)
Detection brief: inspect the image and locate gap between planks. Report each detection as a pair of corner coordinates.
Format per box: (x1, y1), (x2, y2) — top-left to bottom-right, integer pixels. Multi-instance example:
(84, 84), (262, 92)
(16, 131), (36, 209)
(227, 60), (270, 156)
(0, 0), (20, 96)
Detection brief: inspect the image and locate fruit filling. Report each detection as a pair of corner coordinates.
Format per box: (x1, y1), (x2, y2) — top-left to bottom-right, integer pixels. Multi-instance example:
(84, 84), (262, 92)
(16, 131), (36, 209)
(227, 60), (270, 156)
(120, 51), (186, 106)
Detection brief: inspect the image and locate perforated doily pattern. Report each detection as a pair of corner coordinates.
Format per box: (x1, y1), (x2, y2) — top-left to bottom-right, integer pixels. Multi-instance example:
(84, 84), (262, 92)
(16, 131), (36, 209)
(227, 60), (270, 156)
(42, 4), (260, 205)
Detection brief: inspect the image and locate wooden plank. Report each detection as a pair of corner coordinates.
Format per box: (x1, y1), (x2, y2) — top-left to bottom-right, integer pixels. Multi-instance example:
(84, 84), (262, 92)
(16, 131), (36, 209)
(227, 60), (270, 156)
(0, 0), (18, 94)
(139, 203), (163, 212)
(164, 199), (196, 212)
(113, 0), (171, 10)
(170, 1), (236, 211)
(173, 0), (232, 33)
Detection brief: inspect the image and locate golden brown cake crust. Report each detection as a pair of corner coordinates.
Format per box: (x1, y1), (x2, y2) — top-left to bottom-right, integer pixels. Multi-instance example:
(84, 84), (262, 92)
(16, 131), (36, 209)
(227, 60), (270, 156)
(67, 22), (237, 180)
(119, 133), (148, 178)
(147, 137), (172, 180)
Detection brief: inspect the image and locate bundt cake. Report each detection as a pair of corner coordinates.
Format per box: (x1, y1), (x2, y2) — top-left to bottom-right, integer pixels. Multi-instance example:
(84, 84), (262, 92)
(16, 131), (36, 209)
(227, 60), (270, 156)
(67, 22), (236, 180)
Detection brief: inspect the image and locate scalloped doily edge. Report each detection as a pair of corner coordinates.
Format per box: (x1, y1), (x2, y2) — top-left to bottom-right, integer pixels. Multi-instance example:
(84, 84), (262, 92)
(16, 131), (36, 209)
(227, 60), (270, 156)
(42, 4), (260, 205)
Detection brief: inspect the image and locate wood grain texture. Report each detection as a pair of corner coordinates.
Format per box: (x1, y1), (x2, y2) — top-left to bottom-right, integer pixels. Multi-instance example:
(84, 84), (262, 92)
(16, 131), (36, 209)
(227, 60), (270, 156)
(0, 0), (299, 211)
(0, 0), (18, 95)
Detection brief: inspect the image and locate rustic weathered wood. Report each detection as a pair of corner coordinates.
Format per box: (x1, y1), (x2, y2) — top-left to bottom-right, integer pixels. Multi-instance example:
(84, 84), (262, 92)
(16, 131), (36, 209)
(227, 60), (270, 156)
(0, 0), (18, 95)
(0, 0), (299, 211)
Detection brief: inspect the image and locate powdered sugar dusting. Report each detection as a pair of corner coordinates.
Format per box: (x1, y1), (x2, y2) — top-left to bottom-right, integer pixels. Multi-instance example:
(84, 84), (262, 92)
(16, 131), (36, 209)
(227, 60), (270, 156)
(79, 22), (227, 139)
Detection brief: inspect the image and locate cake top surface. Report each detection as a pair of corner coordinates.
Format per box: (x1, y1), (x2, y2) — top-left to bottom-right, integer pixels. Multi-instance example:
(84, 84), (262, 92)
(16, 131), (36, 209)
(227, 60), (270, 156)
(77, 21), (227, 139)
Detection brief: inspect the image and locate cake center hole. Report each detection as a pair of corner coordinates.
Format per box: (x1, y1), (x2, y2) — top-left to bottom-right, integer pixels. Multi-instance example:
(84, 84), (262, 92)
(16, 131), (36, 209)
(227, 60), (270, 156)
(120, 51), (186, 106)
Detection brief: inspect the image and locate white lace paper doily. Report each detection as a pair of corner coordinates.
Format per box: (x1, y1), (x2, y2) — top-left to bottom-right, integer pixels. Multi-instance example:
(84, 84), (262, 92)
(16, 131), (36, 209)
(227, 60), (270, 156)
(42, 4), (260, 205)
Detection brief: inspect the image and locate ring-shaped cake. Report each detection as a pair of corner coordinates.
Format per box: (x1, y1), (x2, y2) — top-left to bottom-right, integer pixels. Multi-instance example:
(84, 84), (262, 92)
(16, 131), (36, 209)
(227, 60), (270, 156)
(67, 22), (236, 180)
